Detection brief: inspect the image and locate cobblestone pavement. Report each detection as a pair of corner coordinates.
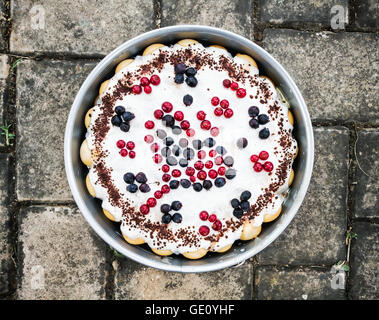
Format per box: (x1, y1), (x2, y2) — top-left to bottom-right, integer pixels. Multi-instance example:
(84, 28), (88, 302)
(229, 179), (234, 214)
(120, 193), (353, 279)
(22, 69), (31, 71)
(0, 0), (378, 300)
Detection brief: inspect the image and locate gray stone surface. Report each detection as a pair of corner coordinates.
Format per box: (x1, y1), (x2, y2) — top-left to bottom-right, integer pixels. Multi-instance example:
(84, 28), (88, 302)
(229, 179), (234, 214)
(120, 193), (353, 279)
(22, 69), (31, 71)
(161, 0), (253, 39)
(16, 59), (96, 201)
(256, 267), (345, 300)
(353, 130), (379, 219)
(263, 29), (379, 123)
(355, 0), (379, 31)
(0, 1), (7, 51)
(10, 0), (155, 55)
(114, 258), (252, 299)
(257, 127), (348, 265)
(349, 222), (379, 299)
(0, 154), (11, 295)
(17, 206), (107, 300)
(259, 0), (348, 25)
(0, 55), (9, 147)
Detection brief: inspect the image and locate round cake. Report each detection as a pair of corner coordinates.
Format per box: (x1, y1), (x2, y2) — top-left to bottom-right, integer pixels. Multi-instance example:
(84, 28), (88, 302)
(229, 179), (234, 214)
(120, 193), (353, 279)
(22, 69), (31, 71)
(80, 39), (298, 259)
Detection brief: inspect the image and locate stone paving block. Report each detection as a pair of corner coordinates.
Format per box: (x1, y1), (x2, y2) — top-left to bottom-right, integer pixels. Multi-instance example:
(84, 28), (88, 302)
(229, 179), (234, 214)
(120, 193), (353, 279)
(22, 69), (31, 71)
(10, 0), (155, 55)
(355, 0), (379, 31)
(0, 154), (11, 295)
(161, 0), (253, 39)
(16, 59), (96, 201)
(258, 0), (348, 25)
(114, 258), (252, 299)
(255, 267), (345, 300)
(263, 29), (379, 123)
(349, 222), (379, 299)
(353, 130), (379, 219)
(17, 206), (107, 300)
(0, 55), (9, 147)
(257, 127), (348, 265)
(0, 1), (8, 51)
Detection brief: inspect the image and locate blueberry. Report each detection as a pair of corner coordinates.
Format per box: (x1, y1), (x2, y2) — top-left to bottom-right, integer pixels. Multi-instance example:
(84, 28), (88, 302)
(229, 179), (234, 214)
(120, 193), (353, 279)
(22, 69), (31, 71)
(180, 179), (191, 188)
(172, 145), (181, 157)
(259, 128), (270, 139)
(225, 168), (236, 180)
(215, 177), (226, 188)
(174, 73), (184, 84)
(172, 213), (182, 223)
(249, 118), (259, 129)
(139, 183), (150, 193)
(135, 172), (147, 183)
(169, 180), (180, 189)
(123, 172), (135, 184)
(179, 138), (188, 148)
(161, 147), (171, 157)
(240, 201), (250, 212)
(215, 145), (227, 155)
(162, 115), (175, 128)
(258, 114), (269, 125)
(172, 126), (182, 135)
(248, 106), (259, 117)
(156, 129), (167, 139)
(183, 148), (195, 160)
(179, 158), (188, 167)
(164, 136), (174, 146)
(240, 190), (251, 201)
(160, 204), (171, 213)
(192, 139), (203, 150)
(121, 111), (135, 122)
(185, 67), (197, 77)
(171, 200), (182, 211)
(193, 182), (203, 192)
(115, 106), (125, 115)
(183, 94), (193, 106)
(166, 156), (178, 166)
(120, 122), (130, 132)
(162, 213), (172, 224)
(111, 115), (122, 127)
(231, 198), (240, 208)
(224, 156), (234, 167)
(203, 137), (215, 148)
(233, 208), (244, 219)
(126, 183), (138, 193)
(237, 138), (248, 149)
(185, 76), (198, 87)
(174, 63), (186, 74)
(203, 180), (213, 190)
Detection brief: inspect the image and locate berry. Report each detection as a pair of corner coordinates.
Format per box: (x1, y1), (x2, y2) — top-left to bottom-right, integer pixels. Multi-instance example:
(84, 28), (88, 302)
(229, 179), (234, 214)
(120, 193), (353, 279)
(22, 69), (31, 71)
(140, 77), (150, 86)
(120, 123), (130, 132)
(194, 161), (204, 170)
(174, 111), (184, 121)
(120, 149), (128, 157)
(209, 149), (216, 157)
(199, 211), (209, 221)
(132, 85), (142, 94)
(179, 158), (188, 167)
(144, 135), (154, 143)
(190, 176), (196, 183)
(117, 140), (125, 149)
(224, 108), (234, 118)
(172, 213), (182, 223)
(162, 173), (171, 182)
(220, 99), (229, 109)
(218, 166), (226, 175)
(237, 138), (248, 149)
(174, 73), (184, 84)
(193, 182), (203, 192)
(115, 106), (125, 115)
(200, 120), (211, 130)
(185, 67), (197, 77)
(169, 180), (180, 189)
(123, 172), (135, 184)
(216, 145), (227, 155)
(185, 76), (198, 87)
(162, 164), (170, 172)
(171, 200), (182, 211)
(183, 148), (195, 160)
(161, 147), (170, 158)
(197, 170), (207, 180)
(172, 145), (181, 157)
(225, 168), (236, 179)
(211, 97), (220, 106)
(203, 137), (215, 147)
(179, 138), (188, 147)
(250, 154), (259, 163)
(140, 204), (150, 215)
(197, 111), (207, 121)
(208, 214), (217, 223)
(258, 114), (270, 125)
(160, 204), (171, 213)
(150, 75), (160, 85)
(186, 128), (195, 137)
(210, 127), (219, 137)
(253, 162), (263, 172)
(240, 201), (250, 212)
(161, 102), (173, 113)
(186, 167), (195, 176)
(259, 128), (270, 139)
(154, 190), (163, 199)
(240, 191), (252, 201)
(161, 184), (170, 194)
(126, 141), (135, 150)
(180, 120), (190, 130)
(231, 198), (240, 208)
(162, 213), (172, 224)
(208, 169), (218, 179)
(164, 136), (174, 146)
(215, 177), (226, 187)
(154, 109), (164, 120)
(147, 197), (157, 207)
(111, 115), (122, 127)
(223, 79), (231, 88)
(248, 106), (260, 117)
(166, 156), (178, 166)
(212, 220), (222, 231)
(150, 143), (159, 153)
(144, 85), (152, 94)
(230, 82), (239, 91)
(183, 94), (193, 106)
(224, 156), (234, 167)
(139, 183), (151, 193)
(145, 120), (155, 129)
(175, 63), (186, 74)
(127, 183), (138, 193)
(203, 180), (213, 190)
(259, 151), (269, 160)
(205, 160), (213, 169)
(197, 150), (206, 159)
(180, 179), (191, 188)
(192, 139), (203, 150)
(233, 208), (243, 219)
(162, 115), (175, 128)
(135, 172), (147, 183)
(215, 156), (223, 165)
(263, 161), (274, 172)
(172, 169), (181, 178)
(199, 225), (210, 236)
(249, 118), (259, 129)
(129, 151), (136, 158)
(236, 88), (246, 98)
(172, 125), (181, 135)
(122, 111), (135, 122)
(213, 108), (223, 118)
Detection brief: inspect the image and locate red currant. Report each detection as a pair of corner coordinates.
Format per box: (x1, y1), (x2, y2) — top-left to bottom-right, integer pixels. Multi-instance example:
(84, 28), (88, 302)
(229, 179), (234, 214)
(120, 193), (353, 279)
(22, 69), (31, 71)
(223, 79), (231, 88)
(161, 184), (170, 194)
(197, 111), (207, 121)
(174, 111), (184, 121)
(208, 214), (217, 223)
(145, 120), (155, 129)
(236, 88), (246, 98)
(150, 75), (160, 85)
(144, 135), (154, 143)
(140, 204), (149, 215)
(161, 102), (173, 113)
(197, 150), (206, 159)
(154, 109), (164, 119)
(120, 149), (128, 157)
(199, 225), (210, 236)
(153, 154), (162, 163)
(144, 85), (152, 94)
(129, 151), (136, 158)
(126, 141), (135, 150)
(211, 97), (220, 106)
(250, 154), (259, 163)
(259, 151), (269, 160)
(199, 211), (209, 221)
(254, 162), (263, 172)
(172, 169), (181, 177)
(132, 85), (142, 94)
(200, 120), (211, 130)
(116, 140), (125, 149)
(162, 164), (170, 172)
(140, 77), (150, 86)
(217, 166), (226, 175)
(180, 120), (190, 130)
(194, 161), (204, 170)
(212, 220), (222, 231)
(214, 107), (223, 117)
(263, 161), (274, 172)
(154, 190), (163, 199)
(197, 170), (207, 180)
(210, 127), (219, 137)
(230, 82), (239, 91)
(186, 128), (195, 137)
(220, 99), (229, 109)
(186, 167), (195, 176)
(208, 169), (218, 179)
(224, 108), (234, 118)
(147, 197), (157, 207)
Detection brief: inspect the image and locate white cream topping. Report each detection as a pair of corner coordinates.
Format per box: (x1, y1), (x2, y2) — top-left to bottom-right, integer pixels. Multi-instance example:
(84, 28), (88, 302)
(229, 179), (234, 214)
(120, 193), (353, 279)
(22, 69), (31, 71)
(86, 43), (297, 254)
